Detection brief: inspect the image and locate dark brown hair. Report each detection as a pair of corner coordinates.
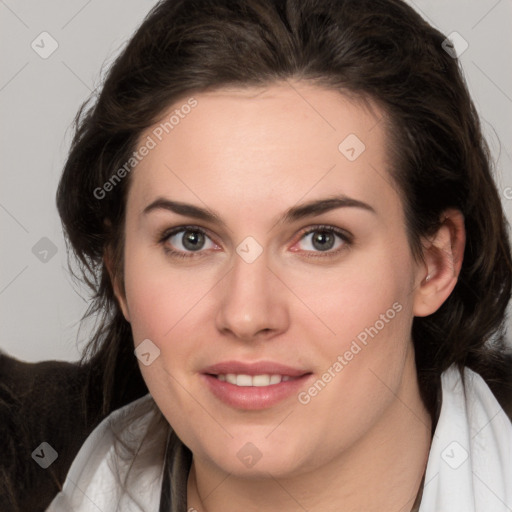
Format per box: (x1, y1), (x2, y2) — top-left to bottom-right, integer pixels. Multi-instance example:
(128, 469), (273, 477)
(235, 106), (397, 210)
(57, 0), (512, 426)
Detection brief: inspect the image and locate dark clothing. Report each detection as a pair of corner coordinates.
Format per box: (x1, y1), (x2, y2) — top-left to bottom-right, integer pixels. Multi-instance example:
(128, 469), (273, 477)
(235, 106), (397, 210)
(0, 351), (146, 512)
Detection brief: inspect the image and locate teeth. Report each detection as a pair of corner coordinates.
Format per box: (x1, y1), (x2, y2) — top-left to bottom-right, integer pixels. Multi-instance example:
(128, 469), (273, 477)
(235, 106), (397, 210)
(236, 374), (253, 387)
(253, 375), (272, 386)
(270, 374), (282, 385)
(216, 374), (294, 387)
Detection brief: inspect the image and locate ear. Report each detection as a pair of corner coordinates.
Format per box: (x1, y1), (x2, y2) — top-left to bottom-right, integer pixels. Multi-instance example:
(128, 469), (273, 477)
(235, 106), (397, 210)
(413, 208), (466, 317)
(104, 246), (131, 323)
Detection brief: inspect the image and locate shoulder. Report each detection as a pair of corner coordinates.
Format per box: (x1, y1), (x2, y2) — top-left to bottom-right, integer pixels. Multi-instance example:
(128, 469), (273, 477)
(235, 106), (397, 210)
(47, 393), (169, 511)
(0, 351), (91, 511)
(419, 364), (512, 510)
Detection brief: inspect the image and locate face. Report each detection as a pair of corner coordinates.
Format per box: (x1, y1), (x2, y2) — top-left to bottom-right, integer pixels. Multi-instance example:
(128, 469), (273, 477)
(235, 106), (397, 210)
(114, 81), (427, 478)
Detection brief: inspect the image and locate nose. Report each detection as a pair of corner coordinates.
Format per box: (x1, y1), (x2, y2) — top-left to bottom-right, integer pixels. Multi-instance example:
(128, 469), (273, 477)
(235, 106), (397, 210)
(215, 250), (289, 342)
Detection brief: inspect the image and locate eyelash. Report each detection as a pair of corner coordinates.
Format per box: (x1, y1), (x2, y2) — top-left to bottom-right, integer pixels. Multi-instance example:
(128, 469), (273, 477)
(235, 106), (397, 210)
(157, 224), (352, 260)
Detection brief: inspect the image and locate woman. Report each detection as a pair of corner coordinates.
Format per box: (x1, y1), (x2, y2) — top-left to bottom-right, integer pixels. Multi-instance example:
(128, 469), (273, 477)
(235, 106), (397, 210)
(47, 0), (512, 510)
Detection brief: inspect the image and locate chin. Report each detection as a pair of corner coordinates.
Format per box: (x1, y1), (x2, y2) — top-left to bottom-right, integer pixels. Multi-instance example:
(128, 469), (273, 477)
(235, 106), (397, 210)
(197, 436), (313, 479)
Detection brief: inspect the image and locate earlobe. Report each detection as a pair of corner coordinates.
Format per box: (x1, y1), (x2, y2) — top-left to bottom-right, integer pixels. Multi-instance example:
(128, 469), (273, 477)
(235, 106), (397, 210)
(413, 209), (466, 317)
(103, 249), (131, 323)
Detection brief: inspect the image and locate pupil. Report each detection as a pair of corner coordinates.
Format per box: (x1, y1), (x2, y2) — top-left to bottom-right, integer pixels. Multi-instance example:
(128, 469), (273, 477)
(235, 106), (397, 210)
(183, 230), (204, 251)
(312, 231), (334, 251)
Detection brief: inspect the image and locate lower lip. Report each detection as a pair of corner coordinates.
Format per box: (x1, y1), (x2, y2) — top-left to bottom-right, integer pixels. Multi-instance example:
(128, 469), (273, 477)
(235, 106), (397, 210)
(202, 374), (313, 410)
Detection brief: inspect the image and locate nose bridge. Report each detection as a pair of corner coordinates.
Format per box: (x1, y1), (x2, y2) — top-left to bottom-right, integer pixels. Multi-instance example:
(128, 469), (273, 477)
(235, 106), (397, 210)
(215, 248), (287, 339)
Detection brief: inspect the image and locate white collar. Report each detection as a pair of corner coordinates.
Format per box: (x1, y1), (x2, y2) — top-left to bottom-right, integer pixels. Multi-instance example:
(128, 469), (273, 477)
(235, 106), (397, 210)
(47, 392), (168, 511)
(419, 365), (512, 511)
(47, 365), (512, 511)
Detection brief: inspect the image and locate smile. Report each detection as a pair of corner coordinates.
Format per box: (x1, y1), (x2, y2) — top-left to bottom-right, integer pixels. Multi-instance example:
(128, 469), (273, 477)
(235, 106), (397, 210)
(215, 374), (295, 386)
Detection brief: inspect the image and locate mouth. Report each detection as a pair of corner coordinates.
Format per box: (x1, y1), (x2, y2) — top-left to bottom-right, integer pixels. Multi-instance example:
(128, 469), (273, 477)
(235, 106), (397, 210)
(201, 361), (313, 410)
(214, 373), (296, 386)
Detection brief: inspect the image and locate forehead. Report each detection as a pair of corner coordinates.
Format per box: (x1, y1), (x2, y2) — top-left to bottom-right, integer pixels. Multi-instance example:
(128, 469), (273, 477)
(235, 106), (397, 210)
(128, 81), (400, 221)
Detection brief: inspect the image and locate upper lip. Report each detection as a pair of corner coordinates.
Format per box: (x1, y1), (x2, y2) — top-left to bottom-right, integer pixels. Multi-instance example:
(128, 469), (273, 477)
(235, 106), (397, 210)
(202, 360), (311, 377)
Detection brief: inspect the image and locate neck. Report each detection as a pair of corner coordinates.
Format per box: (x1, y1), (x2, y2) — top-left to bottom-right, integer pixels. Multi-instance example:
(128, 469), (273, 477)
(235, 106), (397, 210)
(187, 359), (432, 512)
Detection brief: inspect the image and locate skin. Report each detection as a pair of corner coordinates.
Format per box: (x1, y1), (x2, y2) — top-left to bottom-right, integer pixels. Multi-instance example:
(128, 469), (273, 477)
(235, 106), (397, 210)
(107, 81), (465, 512)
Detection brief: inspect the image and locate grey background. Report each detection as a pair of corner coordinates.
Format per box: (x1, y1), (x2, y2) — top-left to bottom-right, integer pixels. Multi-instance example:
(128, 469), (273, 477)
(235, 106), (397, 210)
(1, 0), (511, 363)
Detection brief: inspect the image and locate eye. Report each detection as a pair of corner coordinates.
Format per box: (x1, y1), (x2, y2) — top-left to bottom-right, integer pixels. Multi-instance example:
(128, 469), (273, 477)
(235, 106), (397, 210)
(292, 225), (351, 256)
(158, 224), (351, 260)
(159, 226), (219, 258)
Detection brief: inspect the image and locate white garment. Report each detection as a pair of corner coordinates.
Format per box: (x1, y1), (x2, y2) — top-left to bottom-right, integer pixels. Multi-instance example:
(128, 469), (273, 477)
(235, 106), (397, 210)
(47, 393), (169, 511)
(419, 366), (512, 512)
(47, 365), (512, 511)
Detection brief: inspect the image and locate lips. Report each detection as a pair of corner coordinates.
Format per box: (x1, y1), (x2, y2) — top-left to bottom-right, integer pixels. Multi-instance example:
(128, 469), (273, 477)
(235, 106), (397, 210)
(202, 360), (309, 377)
(201, 360), (313, 410)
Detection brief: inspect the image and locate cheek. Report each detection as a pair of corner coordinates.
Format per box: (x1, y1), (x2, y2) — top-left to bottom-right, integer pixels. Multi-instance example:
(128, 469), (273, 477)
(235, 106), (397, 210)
(290, 293), (413, 461)
(122, 240), (205, 342)
(291, 246), (415, 408)
(122, 250), (206, 415)
(288, 244), (413, 348)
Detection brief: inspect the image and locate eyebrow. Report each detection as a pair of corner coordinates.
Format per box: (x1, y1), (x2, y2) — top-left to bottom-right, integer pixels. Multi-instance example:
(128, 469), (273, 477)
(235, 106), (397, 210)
(142, 195), (376, 227)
